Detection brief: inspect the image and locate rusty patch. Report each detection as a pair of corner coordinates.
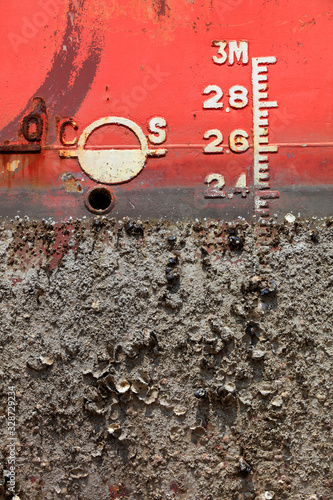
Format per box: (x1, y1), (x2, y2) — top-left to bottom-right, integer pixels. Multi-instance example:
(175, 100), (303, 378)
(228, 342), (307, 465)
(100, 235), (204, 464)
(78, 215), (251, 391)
(0, 144), (41, 154)
(109, 484), (130, 499)
(170, 475), (188, 495)
(153, 0), (170, 17)
(299, 18), (316, 31)
(61, 172), (83, 193)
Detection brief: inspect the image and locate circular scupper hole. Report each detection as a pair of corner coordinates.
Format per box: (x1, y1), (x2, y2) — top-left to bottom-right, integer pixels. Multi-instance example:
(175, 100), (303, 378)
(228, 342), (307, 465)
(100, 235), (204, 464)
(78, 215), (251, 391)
(85, 187), (115, 215)
(89, 188), (111, 211)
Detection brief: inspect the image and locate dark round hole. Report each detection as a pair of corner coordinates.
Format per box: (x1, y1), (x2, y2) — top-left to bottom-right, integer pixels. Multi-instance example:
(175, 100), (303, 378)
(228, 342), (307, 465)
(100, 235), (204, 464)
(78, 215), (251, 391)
(85, 187), (114, 214)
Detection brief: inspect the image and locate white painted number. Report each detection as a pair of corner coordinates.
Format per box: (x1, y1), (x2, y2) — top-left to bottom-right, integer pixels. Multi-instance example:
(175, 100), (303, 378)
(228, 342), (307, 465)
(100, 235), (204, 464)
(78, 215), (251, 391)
(229, 129), (250, 153)
(148, 117), (167, 144)
(235, 173), (247, 188)
(229, 85), (248, 109)
(212, 41), (228, 65)
(204, 174), (226, 198)
(203, 129), (224, 153)
(203, 85), (249, 110)
(204, 173), (248, 199)
(203, 85), (223, 109)
(212, 40), (249, 65)
(203, 129), (249, 154)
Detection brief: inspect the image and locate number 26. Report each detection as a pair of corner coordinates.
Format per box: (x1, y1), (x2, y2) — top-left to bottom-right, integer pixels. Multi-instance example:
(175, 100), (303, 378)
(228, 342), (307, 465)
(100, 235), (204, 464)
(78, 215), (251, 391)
(203, 129), (249, 154)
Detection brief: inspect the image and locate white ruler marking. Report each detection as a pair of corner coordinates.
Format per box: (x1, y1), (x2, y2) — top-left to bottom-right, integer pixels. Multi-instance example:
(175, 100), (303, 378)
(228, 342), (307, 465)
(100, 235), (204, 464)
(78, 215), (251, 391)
(252, 56), (278, 196)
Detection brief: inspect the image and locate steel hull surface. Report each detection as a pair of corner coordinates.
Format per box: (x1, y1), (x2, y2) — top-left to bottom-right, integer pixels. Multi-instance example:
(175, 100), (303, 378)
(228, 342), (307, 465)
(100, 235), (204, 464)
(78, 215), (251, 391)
(0, 0), (332, 220)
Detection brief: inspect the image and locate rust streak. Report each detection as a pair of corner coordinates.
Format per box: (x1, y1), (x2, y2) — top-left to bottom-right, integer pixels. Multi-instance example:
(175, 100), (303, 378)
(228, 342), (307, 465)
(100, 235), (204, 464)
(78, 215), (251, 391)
(299, 18), (316, 31)
(153, 0), (170, 17)
(0, 0), (104, 144)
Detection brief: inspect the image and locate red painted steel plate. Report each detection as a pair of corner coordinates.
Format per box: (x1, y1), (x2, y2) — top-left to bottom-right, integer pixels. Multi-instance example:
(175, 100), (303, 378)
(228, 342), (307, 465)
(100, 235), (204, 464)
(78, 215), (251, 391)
(0, 0), (332, 220)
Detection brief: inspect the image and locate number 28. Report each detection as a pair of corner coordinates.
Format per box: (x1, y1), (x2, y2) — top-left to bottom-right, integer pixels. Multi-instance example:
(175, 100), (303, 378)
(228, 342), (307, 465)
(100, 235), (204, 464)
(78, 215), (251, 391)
(203, 85), (248, 110)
